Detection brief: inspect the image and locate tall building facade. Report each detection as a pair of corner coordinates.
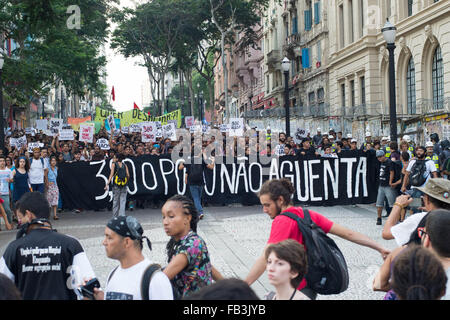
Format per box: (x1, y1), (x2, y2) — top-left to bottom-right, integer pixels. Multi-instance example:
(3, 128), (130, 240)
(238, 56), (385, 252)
(215, 0), (450, 143)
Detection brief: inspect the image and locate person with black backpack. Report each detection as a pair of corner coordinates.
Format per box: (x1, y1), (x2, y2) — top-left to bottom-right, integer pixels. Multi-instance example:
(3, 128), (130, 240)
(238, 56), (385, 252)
(401, 146), (438, 200)
(105, 153), (130, 217)
(245, 178), (390, 300)
(90, 216), (173, 300)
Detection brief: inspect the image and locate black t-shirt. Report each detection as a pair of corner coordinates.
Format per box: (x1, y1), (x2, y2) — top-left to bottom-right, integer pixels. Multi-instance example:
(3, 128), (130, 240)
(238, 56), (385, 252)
(296, 146), (316, 157)
(0, 228), (94, 300)
(379, 159), (394, 187)
(186, 156), (206, 186)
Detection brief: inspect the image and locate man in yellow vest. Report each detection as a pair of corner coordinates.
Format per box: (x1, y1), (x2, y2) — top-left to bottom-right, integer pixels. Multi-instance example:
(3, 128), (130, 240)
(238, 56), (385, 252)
(425, 141), (440, 176)
(381, 137), (391, 158)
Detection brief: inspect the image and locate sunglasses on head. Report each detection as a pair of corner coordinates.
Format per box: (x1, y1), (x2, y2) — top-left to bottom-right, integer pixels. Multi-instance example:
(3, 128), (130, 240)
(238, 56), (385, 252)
(417, 227), (427, 239)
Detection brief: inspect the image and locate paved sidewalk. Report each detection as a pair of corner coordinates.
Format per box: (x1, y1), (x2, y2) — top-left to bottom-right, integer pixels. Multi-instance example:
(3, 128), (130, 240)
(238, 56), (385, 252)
(0, 203), (398, 300)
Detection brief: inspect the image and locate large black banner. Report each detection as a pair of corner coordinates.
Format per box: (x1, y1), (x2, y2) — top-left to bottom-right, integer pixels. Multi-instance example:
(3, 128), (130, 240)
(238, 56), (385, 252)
(57, 150), (379, 210)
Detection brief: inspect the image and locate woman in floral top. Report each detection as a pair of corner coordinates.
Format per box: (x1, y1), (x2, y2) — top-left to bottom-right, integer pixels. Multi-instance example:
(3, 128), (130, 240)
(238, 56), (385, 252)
(162, 195), (223, 298)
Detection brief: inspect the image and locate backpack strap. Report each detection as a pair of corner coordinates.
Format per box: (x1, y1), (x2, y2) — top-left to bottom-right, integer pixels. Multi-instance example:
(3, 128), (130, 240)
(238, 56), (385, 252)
(140, 263), (161, 300)
(107, 266), (119, 284)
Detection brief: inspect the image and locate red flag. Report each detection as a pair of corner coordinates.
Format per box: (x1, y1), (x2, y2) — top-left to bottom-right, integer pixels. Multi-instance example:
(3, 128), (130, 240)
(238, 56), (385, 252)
(133, 102), (140, 110)
(111, 86), (115, 101)
(148, 111), (151, 116)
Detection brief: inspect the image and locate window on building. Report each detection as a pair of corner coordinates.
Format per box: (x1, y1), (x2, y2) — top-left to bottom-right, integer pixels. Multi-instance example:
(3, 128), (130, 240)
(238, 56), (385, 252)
(360, 76), (366, 105)
(317, 41), (322, 62)
(292, 16), (298, 34)
(305, 9), (312, 31)
(341, 83), (346, 107)
(350, 80), (355, 107)
(406, 57), (416, 114)
(339, 4), (345, 48)
(360, 0), (365, 37)
(408, 0), (413, 16)
(302, 48), (310, 68)
(309, 91), (316, 106)
(314, 1), (321, 24)
(432, 46), (444, 110)
(349, 0), (354, 43)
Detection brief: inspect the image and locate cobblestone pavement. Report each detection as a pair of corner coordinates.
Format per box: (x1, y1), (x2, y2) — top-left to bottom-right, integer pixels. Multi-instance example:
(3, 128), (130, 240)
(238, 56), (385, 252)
(0, 203), (398, 300)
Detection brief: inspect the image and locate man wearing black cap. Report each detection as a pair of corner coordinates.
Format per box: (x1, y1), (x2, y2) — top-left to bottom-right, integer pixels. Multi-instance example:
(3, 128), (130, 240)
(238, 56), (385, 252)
(0, 192), (95, 300)
(92, 216), (173, 300)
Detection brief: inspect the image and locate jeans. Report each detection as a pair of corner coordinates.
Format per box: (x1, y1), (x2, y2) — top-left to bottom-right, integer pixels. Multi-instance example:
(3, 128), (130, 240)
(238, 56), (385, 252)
(112, 186), (128, 217)
(0, 194), (12, 224)
(30, 183), (44, 194)
(189, 185), (203, 215)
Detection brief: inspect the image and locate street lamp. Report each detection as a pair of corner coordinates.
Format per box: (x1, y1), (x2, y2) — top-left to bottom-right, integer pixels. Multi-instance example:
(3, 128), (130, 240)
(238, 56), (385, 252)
(282, 57), (291, 137)
(200, 90), (204, 124)
(0, 50), (5, 152)
(382, 19), (398, 142)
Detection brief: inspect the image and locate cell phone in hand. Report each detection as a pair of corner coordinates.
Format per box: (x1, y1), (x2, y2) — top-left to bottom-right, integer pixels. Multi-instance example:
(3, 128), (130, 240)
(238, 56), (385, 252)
(79, 278), (101, 300)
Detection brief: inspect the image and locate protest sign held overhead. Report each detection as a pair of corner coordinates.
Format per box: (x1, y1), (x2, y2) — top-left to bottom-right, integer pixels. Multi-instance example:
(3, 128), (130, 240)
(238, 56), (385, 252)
(96, 138), (110, 150)
(229, 118), (244, 137)
(95, 107), (182, 128)
(79, 124), (94, 143)
(185, 116), (194, 129)
(59, 129), (74, 141)
(141, 122), (156, 143)
(162, 123), (177, 141)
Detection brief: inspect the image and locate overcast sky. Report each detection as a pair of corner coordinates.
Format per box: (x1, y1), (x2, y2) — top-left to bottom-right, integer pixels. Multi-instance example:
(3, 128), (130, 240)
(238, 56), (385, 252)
(105, 0), (148, 112)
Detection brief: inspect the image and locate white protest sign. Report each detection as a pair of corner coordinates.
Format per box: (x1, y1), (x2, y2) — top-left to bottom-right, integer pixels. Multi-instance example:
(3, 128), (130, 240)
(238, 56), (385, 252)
(79, 124), (94, 143)
(35, 119), (48, 131)
(190, 125), (202, 133)
(155, 121), (163, 138)
(96, 138), (110, 150)
(121, 126), (129, 134)
(9, 137), (17, 148)
(28, 142), (41, 153)
(294, 128), (307, 144)
(25, 127), (33, 135)
(59, 129), (74, 141)
(229, 118), (244, 137)
(141, 122), (157, 143)
(220, 124), (229, 133)
(129, 123), (141, 133)
(168, 119), (178, 128)
(162, 123), (177, 141)
(202, 125), (211, 134)
(16, 136), (27, 150)
(185, 116), (194, 128)
(107, 115), (115, 133)
(49, 118), (63, 136)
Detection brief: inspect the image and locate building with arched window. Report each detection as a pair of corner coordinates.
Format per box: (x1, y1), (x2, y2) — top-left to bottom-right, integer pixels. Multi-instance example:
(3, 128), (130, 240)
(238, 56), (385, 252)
(327, 0), (449, 144)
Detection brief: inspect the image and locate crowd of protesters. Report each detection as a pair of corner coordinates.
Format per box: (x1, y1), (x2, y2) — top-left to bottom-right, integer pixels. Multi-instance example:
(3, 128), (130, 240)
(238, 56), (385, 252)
(0, 123), (449, 301)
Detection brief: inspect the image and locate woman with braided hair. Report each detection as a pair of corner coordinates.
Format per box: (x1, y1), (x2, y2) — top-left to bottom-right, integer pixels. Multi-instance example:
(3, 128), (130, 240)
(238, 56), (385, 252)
(391, 245), (447, 300)
(161, 195), (223, 299)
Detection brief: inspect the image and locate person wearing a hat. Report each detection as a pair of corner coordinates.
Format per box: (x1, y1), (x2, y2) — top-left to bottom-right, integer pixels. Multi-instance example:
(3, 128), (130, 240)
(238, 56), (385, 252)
(313, 128), (322, 147)
(92, 216), (173, 300)
(350, 138), (358, 151)
(382, 178), (450, 247)
(430, 133), (442, 156)
(360, 132), (373, 151)
(401, 146), (438, 196)
(425, 141), (440, 175)
(401, 135), (415, 157)
(375, 150), (398, 225)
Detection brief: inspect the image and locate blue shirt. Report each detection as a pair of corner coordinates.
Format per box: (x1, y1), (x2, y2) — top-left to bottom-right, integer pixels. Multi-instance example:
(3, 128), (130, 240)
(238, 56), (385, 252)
(48, 167), (58, 183)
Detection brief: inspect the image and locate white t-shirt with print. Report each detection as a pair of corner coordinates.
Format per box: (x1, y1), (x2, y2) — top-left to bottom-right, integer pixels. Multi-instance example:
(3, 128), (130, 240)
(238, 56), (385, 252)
(406, 159), (436, 188)
(443, 268), (450, 300)
(0, 169), (12, 195)
(105, 258), (173, 300)
(28, 158), (48, 184)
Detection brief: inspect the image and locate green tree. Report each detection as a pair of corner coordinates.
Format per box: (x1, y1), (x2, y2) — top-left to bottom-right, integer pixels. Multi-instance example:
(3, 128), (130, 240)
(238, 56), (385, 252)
(0, 0), (113, 108)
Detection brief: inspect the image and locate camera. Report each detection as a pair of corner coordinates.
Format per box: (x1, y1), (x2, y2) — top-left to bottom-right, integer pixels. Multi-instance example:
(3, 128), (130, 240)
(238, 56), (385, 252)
(78, 278), (101, 300)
